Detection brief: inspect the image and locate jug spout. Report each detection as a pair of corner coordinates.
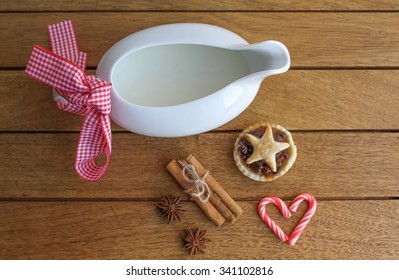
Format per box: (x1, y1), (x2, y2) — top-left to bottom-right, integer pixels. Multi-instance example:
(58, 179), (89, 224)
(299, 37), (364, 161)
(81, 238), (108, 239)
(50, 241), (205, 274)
(238, 40), (290, 78)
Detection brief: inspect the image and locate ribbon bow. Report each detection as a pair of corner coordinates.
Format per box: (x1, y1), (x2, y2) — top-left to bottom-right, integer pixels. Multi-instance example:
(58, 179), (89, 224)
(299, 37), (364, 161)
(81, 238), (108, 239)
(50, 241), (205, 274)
(25, 20), (112, 181)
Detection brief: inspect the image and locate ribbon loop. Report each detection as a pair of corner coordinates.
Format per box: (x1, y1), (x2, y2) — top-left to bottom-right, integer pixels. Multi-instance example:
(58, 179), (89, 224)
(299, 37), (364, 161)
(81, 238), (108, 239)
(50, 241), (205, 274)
(25, 20), (112, 181)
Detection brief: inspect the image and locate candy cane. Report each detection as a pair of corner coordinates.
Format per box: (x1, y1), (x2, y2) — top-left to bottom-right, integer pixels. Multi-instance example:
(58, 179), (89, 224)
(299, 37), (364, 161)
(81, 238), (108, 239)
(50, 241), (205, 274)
(287, 193), (317, 247)
(258, 196), (291, 242)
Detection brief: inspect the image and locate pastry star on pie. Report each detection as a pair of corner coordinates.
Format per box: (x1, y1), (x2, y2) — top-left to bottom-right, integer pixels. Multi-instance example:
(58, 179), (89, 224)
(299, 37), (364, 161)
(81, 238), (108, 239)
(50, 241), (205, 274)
(234, 122), (297, 182)
(245, 125), (291, 172)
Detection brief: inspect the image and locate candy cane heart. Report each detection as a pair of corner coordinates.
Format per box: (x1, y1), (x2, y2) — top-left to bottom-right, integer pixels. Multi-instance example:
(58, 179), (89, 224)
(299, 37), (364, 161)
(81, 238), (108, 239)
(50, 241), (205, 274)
(258, 193), (317, 247)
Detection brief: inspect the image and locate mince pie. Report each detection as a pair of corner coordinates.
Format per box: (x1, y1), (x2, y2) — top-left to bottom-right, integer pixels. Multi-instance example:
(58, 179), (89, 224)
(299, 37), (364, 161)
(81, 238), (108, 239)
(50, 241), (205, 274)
(233, 122), (297, 181)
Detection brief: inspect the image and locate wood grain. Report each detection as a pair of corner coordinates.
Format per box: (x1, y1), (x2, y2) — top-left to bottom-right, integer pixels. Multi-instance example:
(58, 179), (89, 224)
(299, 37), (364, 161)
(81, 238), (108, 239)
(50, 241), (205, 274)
(231, 69), (399, 131)
(1, 13), (399, 68)
(97, 0), (399, 11)
(0, 0), (97, 11)
(1, 0), (398, 11)
(1, 132), (398, 199)
(0, 200), (397, 259)
(3, 70), (398, 131)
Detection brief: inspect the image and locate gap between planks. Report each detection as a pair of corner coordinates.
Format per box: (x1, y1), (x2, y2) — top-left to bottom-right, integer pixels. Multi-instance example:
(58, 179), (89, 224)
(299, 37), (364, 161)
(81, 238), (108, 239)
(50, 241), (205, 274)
(2, 10), (399, 13)
(1, 130), (399, 134)
(3, 66), (399, 71)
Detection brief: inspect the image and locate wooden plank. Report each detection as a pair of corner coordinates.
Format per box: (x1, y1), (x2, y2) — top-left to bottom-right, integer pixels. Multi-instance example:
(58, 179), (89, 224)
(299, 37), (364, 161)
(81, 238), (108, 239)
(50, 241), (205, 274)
(231, 69), (399, 131)
(2, 70), (398, 131)
(0, 132), (398, 199)
(0, 0), (97, 11)
(0, 200), (397, 259)
(1, 0), (398, 11)
(1, 13), (399, 68)
(0, 71), (93, 132)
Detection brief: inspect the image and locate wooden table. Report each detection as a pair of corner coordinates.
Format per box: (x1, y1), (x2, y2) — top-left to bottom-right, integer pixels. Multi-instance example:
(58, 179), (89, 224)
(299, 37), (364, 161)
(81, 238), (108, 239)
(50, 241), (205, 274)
(0, 1), (398, 260)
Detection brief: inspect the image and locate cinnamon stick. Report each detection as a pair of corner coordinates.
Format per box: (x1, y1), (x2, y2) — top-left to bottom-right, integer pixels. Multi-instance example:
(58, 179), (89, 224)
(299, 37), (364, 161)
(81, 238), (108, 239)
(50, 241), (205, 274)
(187, 155), (244, 220)
(166, 155), (244, 226)
(176, 158), (237, 223)
(166, 158), (225, 227)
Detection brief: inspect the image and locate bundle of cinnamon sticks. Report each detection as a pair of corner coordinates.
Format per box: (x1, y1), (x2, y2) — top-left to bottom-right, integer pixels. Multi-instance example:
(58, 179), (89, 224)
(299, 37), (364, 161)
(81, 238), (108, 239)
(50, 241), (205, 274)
(166, 155), (244, 227)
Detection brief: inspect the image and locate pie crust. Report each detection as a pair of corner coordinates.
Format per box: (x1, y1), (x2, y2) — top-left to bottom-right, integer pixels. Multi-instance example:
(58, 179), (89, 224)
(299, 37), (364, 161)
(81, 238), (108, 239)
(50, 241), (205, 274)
(233, 122), (297, 182)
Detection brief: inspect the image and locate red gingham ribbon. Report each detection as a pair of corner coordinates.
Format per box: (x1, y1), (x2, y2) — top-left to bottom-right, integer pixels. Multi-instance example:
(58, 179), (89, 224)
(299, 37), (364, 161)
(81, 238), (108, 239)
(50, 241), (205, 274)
(25, 20), (112, 181)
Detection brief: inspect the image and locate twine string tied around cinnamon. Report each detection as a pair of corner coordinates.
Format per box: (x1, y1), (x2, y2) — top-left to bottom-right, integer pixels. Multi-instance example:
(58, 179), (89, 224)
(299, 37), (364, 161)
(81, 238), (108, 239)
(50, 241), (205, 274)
(179, 161), (211, 203)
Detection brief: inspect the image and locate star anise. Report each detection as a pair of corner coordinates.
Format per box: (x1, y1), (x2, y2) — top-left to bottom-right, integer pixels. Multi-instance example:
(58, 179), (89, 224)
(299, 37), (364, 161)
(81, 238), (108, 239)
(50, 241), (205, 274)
(183, 228), (211, 256)
(155, 195), (184, 224)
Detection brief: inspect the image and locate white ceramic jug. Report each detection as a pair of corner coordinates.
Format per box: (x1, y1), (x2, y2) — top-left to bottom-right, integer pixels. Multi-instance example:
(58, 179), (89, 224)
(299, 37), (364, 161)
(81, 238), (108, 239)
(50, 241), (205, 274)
(96, 23), (290, 137)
